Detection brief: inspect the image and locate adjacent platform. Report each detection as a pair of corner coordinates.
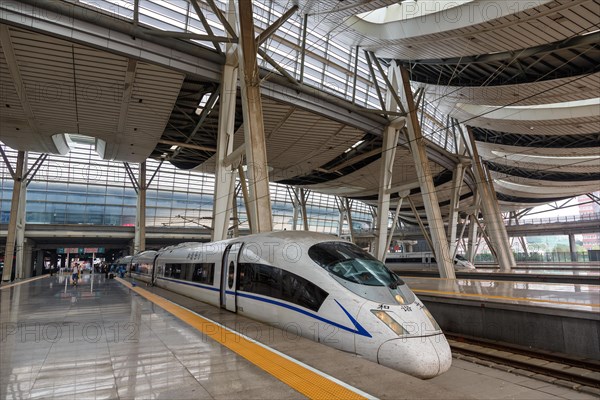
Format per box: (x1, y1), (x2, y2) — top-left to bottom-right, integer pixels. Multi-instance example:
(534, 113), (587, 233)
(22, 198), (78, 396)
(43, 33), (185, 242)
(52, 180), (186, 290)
(403, 277), (600, 360)
(1, 274), (597, 399)
(388, 264), (600, 285)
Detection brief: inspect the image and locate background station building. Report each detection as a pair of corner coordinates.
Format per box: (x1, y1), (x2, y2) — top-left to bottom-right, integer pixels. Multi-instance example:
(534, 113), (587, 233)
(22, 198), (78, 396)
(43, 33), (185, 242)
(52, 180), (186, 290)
(1, 1), (599, 399)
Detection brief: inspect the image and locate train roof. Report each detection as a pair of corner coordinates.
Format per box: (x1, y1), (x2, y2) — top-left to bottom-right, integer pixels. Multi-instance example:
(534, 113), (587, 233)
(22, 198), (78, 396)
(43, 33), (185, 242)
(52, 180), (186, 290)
(154, 231), (346, 253)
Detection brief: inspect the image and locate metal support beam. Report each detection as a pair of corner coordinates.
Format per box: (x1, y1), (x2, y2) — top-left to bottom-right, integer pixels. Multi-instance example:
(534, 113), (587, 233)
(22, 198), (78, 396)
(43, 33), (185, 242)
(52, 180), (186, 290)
(133, 0), (139, 28)
(336, 197), (354, 242)
(374, 62), (405, 261)
(189, 0), (224, 54)
(133, 162), (147, 253)
(351, 46), (359, 104)
(288, 187), (309, 231)
(146, 160), (164, 188)
(256, 5), (298, 46)
(407, 196), (435, 258)
(232, 182), (240, 237)
(466, 192), (480, 263)
(212, 10), (239, 241)
(257, 48), (300, 86)
(287, 186), (300, 231)
(345, 198), (354, 243)
(205, 0), (238, 40)
(25, 154), (48, 186)
(464, 125), (517, 271)
(364, 51), (386, 112)
(123, 162), (139, 193)
(447, 163), (465, 257)
(158, 140), (216, 153)
(374, 126), (399, 261)
(238, 0), (272, 233)
(511, 211), (529, 257)
(398, 64), (455, 278)
(0, 146), (16, 178)
(299, 13), (308, 83)
(144, 30), (236, 43)
(2, 150), (25, 282)
(237, 165), (253, 232)
(384, 196), (405, 263)
(474, 218), (498, 262)
(300, 188), (309, 231)
(455, 216), (469, 259)
(171, 89), (221, 160)
(369, 51), (406, 115)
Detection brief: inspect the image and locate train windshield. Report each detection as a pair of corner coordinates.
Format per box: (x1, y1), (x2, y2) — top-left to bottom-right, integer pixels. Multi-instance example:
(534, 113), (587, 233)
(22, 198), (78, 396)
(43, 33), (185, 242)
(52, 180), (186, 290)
(308, 241), (398, 287)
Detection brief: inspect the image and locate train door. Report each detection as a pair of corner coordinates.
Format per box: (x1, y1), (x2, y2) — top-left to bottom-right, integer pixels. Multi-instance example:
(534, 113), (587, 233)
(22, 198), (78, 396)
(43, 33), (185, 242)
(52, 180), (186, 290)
(220, 242), (243, 312)
(151, 253), (160, 286)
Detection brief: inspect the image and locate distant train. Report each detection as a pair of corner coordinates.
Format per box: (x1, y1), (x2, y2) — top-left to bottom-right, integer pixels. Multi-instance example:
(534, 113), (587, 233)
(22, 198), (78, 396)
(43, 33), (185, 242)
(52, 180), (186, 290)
(121, 231), (452, 379)
(386, 252), (475, 271)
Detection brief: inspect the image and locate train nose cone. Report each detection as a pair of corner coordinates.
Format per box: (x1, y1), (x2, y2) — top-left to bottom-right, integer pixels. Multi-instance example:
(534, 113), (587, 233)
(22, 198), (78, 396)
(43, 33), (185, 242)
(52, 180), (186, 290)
(377, 334), (452, 379)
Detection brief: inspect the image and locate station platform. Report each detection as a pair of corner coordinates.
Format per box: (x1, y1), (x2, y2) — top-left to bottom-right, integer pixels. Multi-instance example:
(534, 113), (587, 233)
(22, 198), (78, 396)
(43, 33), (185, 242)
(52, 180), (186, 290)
(389, 265), (600, 285)
(1, 274), (597, 399)
(402, 277), (600, 360)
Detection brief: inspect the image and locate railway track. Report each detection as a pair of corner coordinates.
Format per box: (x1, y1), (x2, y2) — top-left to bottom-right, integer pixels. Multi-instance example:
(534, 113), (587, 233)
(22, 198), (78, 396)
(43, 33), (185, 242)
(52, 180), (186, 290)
(447, 333), (600, 395)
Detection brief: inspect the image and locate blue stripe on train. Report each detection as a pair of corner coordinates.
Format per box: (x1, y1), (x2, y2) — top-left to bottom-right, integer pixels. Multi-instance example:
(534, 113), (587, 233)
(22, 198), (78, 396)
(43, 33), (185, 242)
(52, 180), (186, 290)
(154, 276), (371, 337)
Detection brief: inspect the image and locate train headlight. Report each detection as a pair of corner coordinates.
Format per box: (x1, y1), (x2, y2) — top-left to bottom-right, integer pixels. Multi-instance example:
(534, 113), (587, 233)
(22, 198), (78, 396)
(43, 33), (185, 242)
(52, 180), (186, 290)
(371, 310), (407, 336)
(422, 306), (441, 331)
(394, 294), (405, 304)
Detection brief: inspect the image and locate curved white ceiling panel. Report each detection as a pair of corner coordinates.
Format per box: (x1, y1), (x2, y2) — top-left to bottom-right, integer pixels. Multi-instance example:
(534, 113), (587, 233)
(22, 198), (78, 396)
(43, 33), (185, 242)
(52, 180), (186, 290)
(331, 0), (598, 59)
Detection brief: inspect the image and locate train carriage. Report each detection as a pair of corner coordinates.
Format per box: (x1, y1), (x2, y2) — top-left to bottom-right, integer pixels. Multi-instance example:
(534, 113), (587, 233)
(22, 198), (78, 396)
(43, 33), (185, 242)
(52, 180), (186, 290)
(124, 231), (452, 379)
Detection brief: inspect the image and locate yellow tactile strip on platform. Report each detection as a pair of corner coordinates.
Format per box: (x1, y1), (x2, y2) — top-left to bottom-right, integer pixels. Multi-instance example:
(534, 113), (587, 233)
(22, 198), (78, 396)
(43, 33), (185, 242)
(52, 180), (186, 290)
(116, 278), (372, 400)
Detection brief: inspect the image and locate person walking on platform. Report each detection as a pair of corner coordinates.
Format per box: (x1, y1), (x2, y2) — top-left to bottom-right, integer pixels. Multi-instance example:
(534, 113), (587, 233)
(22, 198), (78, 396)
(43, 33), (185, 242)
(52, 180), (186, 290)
(72, 264), (79, 286)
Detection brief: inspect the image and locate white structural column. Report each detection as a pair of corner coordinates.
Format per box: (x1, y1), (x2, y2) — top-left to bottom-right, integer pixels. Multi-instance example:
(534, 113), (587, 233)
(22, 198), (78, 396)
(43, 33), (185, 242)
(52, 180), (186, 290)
(290, 187), (300, 230)
(374, 123), (401, 260)
(212, 4), (239, 241)
(336, 197), (354, 242)
(134, 162), (146, 254)
(447, 162), (466, 257)
(397, 65), (455, 278)
(290, 187), (309, 230)
(374, 62), (405, 260)
(237, 0), (272, 233)
(466, 191), (480, 263)
(14, 152), (28, 279)
(465, 126), (516, 270)
(2, 150), (25, 282)
(300, 188), (309, 231)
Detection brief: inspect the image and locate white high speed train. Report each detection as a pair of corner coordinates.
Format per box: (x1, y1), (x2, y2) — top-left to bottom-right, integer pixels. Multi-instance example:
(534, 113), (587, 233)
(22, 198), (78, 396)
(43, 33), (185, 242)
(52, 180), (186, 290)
(126, 231), (452, 379)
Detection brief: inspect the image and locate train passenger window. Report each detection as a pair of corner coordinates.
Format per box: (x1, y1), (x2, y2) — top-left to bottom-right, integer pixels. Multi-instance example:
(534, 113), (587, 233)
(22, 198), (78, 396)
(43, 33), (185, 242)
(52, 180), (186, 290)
(165, 263), (182, 279)
(238, 263), (328, 312)
(191, 263), (214, 284)
(308, 242), (398, 287)
(281, 271), (328, 312)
